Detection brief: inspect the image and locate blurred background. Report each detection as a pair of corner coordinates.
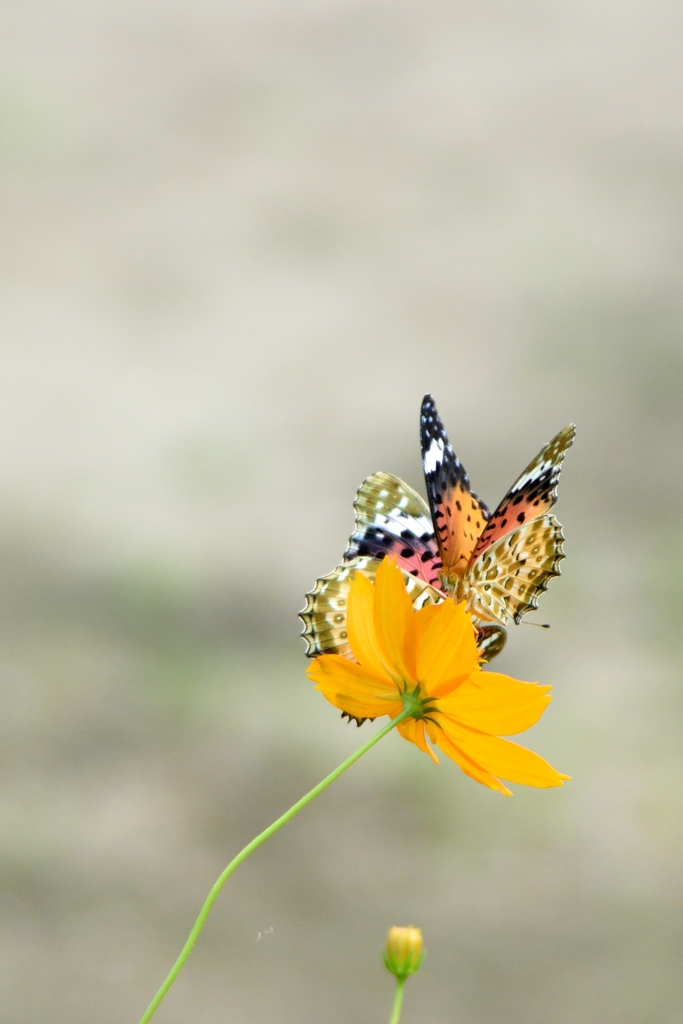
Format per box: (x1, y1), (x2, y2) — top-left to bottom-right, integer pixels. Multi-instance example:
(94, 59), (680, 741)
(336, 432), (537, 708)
(0, 0), (681, 1021)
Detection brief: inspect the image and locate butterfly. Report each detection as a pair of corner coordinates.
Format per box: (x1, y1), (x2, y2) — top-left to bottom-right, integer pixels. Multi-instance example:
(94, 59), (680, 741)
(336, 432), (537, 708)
(301, 394), (574, 672)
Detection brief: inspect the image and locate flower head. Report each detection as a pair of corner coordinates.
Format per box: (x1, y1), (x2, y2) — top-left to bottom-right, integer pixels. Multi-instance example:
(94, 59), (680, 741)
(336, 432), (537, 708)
(383, 926), (424, 979)
(307, 557), (568, 795)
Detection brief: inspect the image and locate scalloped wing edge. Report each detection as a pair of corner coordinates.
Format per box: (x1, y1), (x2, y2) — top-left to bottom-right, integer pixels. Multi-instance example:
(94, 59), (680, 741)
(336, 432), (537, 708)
(466, 513), (565, 625)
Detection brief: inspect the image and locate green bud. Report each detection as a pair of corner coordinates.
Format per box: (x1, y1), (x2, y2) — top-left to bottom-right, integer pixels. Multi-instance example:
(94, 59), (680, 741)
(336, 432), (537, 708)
(383, 926), (424, 979)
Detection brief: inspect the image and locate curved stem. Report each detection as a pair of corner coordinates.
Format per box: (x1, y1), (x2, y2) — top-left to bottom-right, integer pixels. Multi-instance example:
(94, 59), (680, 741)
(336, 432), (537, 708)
(389, 977), (406, 1024)
(138, 708), (412, 1024)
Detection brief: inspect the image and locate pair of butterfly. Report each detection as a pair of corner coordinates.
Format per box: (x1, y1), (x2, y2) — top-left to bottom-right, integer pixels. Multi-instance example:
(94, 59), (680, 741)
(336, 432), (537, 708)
(301, 394), (575, 675)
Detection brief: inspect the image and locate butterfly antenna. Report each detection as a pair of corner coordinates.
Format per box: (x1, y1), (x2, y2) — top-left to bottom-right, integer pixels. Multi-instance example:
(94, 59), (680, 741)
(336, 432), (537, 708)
(521, 621), (551, 628)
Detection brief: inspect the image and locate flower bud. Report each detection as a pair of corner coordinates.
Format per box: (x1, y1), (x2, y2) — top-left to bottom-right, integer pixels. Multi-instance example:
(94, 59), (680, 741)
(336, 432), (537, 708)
(383, 926), (424, 979)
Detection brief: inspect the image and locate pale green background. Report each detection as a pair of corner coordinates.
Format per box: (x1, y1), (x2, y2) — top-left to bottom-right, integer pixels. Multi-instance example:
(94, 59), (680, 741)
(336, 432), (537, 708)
(0, 1), (681, 1022)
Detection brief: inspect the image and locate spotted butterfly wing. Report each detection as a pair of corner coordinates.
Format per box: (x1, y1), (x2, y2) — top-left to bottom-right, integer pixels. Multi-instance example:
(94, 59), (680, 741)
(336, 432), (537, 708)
(468, 424), (575, 565)
(420, 395), (491, 583)
(344, 471), (443, 588)
(467, 514), (565, 624)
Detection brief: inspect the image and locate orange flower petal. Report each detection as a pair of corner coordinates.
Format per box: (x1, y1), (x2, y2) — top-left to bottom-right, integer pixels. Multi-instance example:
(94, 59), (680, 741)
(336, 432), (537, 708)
(307, 653), (401, 720)
(415, 600), (479, 694)
(347, 571), (392, 679)
(373, 558), (418, 684)
(437, 672), (552, 735)
(413, 601), (443, 641)
(397, 717), (439, 763)
(427, 722), (512, 795)
(436, 718), (568, 788)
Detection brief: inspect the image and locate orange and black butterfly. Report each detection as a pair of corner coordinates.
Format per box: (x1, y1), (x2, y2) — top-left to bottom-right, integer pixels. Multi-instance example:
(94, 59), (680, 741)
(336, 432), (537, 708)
(301, 394), (574, 666)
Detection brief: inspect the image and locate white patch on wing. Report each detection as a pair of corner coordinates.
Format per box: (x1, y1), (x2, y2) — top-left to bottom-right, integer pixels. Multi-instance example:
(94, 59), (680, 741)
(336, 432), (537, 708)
(423, 437), (445, 475)
(510, 459), (551, 492)
(372, 511), (433, 539)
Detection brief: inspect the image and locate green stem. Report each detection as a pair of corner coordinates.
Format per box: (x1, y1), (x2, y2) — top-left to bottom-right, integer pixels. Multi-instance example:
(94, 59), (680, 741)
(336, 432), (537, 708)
(137, 708), (412, 1024)
(389, 977), (406, 1024)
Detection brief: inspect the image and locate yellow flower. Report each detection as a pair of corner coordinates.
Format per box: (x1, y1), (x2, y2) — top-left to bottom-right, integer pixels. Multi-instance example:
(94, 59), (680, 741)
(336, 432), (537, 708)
(307, 557), (569, 796)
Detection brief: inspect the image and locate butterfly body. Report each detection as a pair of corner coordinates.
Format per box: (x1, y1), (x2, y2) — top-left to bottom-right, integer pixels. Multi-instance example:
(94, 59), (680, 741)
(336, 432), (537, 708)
(301, 395), (574, 671)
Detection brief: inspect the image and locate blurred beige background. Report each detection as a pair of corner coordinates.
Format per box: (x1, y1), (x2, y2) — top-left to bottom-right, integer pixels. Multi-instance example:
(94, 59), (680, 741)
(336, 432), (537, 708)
(0, 1), (681, 1021)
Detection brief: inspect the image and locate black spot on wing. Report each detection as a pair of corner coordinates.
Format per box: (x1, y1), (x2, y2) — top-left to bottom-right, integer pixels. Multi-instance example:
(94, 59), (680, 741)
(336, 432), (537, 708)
(473, 493), (492, 522)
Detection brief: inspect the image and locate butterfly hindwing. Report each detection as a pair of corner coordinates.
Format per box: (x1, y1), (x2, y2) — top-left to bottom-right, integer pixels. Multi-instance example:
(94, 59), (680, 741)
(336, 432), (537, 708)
(468, 424), (575, 565)
(300, 555), (507, 663)
(301, 555), (442, 659)
(466, 514), (565, 625)
(420, 395), (490, 579)
(344, 471), (443, 588)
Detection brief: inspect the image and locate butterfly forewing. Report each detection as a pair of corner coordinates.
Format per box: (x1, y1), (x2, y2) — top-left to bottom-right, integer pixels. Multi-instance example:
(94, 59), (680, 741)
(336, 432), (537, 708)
(466, 514), (565, 624)
(420, 395), (490, 579)
(468, 424), (575, 566)
(344, 471), (443, 588)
